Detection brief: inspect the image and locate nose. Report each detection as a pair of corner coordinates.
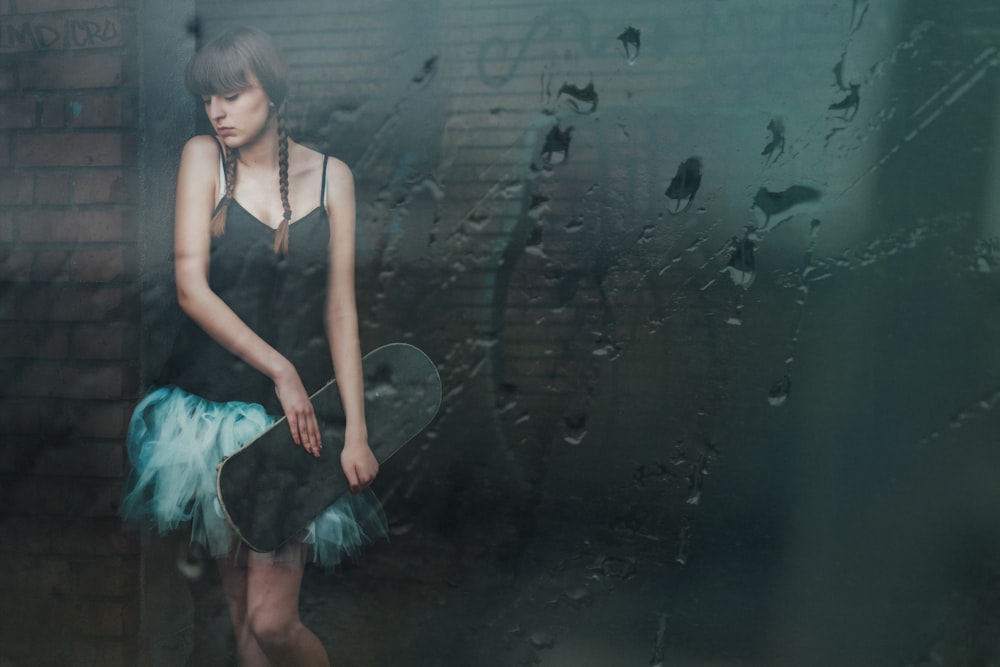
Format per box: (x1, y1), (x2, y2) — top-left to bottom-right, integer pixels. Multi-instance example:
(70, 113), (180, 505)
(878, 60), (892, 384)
(207, 98), (225, 121)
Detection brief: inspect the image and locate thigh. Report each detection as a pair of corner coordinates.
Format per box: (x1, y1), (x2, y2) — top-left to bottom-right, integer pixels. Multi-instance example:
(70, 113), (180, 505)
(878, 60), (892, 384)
(217, 556), (250, 623)
(246, 544), (307, 619)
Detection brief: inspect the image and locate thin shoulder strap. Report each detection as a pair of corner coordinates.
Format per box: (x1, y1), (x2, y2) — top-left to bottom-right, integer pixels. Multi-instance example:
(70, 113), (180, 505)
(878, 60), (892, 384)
(320, 156), (329, 209)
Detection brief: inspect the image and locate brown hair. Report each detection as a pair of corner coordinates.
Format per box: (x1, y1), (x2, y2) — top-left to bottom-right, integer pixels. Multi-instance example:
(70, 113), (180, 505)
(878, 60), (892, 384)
(186, 26), (293, 254)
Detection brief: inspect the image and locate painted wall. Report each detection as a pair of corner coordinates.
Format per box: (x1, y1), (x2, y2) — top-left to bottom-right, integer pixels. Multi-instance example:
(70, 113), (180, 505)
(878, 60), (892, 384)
(0, 0), (141, 665)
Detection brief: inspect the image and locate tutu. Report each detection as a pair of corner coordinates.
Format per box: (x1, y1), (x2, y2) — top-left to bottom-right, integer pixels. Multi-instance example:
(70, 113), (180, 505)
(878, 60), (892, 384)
(120, 385), (388, 567)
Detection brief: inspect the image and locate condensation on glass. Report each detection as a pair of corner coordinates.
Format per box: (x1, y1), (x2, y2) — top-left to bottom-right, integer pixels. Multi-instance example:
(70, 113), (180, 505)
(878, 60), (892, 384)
(139, 1), (1000, 665)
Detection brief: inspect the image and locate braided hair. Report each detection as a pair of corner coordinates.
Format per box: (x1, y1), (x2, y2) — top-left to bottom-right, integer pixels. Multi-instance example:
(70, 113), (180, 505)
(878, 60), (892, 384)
(186, 26), (294, 255)
(274, 100), (292, 255)
(210, 146), (239, 237)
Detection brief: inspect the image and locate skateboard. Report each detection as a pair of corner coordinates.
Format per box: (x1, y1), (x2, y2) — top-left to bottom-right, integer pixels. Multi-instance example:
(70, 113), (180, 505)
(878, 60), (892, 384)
(216, 343), (442, 552)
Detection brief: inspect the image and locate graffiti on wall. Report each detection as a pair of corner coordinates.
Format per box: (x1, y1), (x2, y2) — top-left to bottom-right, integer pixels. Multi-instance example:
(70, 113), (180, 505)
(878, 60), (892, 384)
(0, 18), (121, 51)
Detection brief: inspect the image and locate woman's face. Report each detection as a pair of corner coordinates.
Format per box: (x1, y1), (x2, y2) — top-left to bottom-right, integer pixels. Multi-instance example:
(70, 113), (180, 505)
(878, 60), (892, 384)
(201, 71), (274, 150)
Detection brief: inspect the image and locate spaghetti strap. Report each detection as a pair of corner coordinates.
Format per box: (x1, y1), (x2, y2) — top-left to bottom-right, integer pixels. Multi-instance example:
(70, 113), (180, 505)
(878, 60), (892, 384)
(320, 156), (329, 209)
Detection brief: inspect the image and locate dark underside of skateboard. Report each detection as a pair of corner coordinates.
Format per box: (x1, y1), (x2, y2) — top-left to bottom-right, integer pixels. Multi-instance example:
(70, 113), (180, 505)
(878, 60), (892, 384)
(217, 343), (442, 552)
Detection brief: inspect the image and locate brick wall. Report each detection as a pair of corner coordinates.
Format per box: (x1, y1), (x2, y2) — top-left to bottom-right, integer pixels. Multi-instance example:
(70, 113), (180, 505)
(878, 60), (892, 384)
(0, 1), (140, 665)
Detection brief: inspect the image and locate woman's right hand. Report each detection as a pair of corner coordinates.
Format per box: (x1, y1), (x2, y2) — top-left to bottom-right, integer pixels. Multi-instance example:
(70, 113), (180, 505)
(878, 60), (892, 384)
(273, 364), (322, 457)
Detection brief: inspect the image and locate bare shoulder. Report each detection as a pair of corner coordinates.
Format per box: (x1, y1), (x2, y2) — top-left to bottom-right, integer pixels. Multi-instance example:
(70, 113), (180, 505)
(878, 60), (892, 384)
(323, 156), (355, 194)
(177, 135), (223, 204)
(180, 134), (221, 163)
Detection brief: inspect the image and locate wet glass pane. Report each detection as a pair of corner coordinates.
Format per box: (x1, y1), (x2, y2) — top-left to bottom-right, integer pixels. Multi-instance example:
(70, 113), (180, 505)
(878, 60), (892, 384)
(136, 1), (1000, 665)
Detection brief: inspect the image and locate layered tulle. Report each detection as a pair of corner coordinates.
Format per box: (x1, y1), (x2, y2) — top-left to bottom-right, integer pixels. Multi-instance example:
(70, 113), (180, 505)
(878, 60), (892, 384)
(120, 385), (388, 567)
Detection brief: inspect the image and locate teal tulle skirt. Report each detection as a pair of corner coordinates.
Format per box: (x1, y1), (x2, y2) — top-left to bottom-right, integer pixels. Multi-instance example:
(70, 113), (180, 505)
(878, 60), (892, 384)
(120, 385), (388, 567)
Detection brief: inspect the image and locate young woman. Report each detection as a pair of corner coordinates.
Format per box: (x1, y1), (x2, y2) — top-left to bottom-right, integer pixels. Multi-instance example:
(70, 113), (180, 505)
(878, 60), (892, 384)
(121, 26), (387, 666)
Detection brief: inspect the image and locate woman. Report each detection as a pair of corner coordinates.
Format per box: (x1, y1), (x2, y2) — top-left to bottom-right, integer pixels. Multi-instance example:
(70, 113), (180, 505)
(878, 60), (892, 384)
(121, 26), (387, 666)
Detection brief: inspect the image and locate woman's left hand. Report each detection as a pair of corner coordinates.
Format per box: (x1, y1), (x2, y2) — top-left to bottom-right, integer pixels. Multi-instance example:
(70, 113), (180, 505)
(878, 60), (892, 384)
(341, 435), (378, 494)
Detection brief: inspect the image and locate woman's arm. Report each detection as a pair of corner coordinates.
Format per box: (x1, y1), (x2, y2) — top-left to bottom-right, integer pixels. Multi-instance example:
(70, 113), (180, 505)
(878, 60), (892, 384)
(324, 158), (378, 493)
(173, 135), (322, 455)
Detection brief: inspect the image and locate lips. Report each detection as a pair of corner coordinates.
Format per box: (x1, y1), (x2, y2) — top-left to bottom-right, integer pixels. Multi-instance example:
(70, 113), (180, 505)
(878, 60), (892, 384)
(217, 127), (235, 136)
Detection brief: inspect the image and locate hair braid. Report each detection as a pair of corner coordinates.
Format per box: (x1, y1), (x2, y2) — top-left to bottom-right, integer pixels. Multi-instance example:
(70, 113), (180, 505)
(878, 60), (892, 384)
(210, 147), (239, 237)
(274, 101), (292, 255)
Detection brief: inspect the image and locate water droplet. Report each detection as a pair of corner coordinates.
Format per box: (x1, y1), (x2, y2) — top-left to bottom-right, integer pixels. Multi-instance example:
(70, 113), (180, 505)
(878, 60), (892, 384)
(676, 522), (691, 565)
(617, 26), (641, 65)
(411, 54), (439, 85)
(761, 118), (785, 164)
(752, 186), (822, 227)
(725, 236), (756, 288)
(540, 124), (573, 165)
(557, 81), (598, 114)
(176, 542), (206, 581)
(664, 157), (703, 215)
(562, 586), (594, 608)
(768, 375), (791, 406)
(528, 630), (555, 649)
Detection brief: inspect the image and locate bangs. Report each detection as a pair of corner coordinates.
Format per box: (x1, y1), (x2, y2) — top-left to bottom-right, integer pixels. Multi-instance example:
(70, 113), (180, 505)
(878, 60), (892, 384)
(185, 26), (289, 104)
(185, 47), (252, 97)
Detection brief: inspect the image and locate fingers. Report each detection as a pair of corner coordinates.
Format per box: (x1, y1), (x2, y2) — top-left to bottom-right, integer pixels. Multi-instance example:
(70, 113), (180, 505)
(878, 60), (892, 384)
(345, 460), (378, 494)
(304, 413), (322, 457)
(273, 368), (322, 457)
(286, 406), (322, 457)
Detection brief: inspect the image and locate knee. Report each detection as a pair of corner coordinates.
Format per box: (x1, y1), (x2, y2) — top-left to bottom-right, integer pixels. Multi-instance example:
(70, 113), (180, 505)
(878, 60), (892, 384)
(247, 609), (300, 650)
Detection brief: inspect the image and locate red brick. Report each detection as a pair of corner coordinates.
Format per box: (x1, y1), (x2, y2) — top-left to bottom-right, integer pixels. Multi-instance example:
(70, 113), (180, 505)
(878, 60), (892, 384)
(34, 171), (71, 204)
(0, 322), (67, 358)
(72, 323), (124, 359)
(67, 93), (122, 127)
(0, 96), (34, 129)
(0, 209), (12, 240)
(16, 132), (123, 167)
(33, 248), (72, 281)
(74, 247), (124, 282)
(19, 285), (132, 321)
(60, 399), (130, 438)
(38, 478), (122, 518)
(0, 397), (41, 435)
(0, 324), (38, 356)
(0, 61), (13, 91)
(0, 20), (58, 51)
(19, 208), (124, 242)
(32, 440), (125, 477)
(0, 132), (10, 166)
(48, 598), (127, 637)
(71, 638), (137, 667)
(20, 0), (124, 13)
(40, 94), (66, 128)
(0, 443), (15, 473)
(72, 168), (133, 204)
(0, 477), (36, 513)
(38, 326), (70, 357)
(0, 249), (32, 281)
(72, 556), (138, 597)
(0, 168), (33, 204)
(39, 398), (86, 437)
(63, 16), (128, 50)
(7, 555), (70, 597)
(10, 517), (138, 557)
(19, 362), (123, 399)
(19, 53), (124, 89)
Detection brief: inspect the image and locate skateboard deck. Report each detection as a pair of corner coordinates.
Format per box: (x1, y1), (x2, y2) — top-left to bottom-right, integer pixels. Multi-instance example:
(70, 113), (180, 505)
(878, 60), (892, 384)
(216, 342), (441, 552)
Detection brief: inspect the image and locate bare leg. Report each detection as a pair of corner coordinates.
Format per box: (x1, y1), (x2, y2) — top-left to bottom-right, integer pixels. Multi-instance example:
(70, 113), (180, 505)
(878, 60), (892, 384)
(246, 548), (330, 667)
(217, 556), (272, 667)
